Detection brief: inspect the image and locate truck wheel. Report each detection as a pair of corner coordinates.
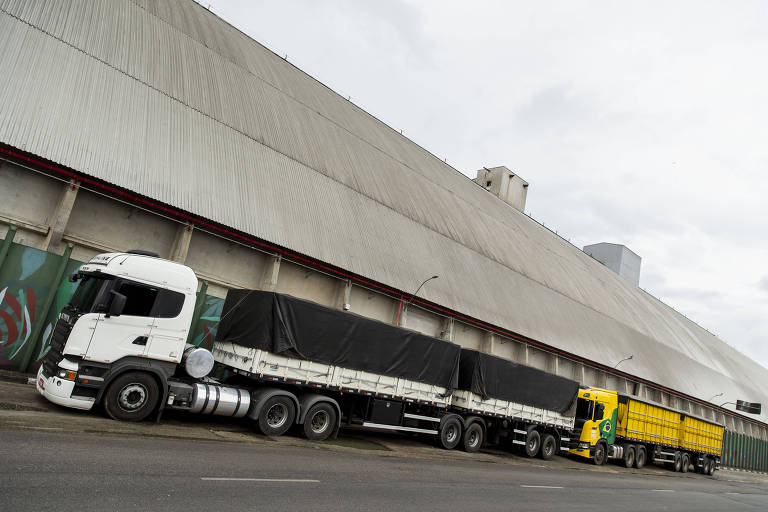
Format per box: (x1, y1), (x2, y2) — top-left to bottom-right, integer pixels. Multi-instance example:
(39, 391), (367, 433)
(524, 430), (541, 458)
(681, 453), (690, 473)
(673, 451), (682, 472)
(703, 458), (711, 475)
(103, 372), (159, 422)
(302, 402), (336, 441)
(538, 433), (556, 460)
(707, 458), (716, 476)
(256, 395), (296, 436)
(593, 441), (607, 465)
(623, 445), (636, 468)
(462, 422), (484, 453)
(634, 446), (646, 469)
(438, 417), (462, 450)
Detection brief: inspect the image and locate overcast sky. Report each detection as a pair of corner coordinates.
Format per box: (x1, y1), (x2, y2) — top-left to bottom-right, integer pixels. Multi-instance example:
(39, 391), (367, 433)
(207, 1), (768, 369)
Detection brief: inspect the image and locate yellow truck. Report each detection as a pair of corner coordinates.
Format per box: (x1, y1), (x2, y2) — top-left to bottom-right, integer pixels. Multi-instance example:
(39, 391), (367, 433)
(569, 387), (723, 475)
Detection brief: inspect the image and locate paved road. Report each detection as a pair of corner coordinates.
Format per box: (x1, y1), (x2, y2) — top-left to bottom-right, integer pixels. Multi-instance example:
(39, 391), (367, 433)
(1, 429), (767, 512)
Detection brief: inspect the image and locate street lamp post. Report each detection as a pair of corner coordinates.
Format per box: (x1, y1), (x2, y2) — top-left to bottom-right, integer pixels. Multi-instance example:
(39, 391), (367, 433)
(396, 275), (439, 325)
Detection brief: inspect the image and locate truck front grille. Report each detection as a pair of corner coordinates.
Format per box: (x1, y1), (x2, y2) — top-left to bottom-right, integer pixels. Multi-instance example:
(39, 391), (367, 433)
(41, 316), (74, 378)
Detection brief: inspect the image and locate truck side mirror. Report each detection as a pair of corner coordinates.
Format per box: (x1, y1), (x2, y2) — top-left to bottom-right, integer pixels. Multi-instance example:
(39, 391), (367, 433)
(106, 291), (127, 318)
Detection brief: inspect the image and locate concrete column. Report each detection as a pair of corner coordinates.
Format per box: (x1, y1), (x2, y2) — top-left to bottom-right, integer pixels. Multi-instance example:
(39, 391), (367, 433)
(260, 254), (282, 291)
(43, 179), (79, 253)
(546, 353), (560, 376)
(596, 370), (608, 389)
(336, 279), (352, 310)
(514, 342), (529, 366)
(169, 222), (194, 262)
(397, 301), (408, 326)
(439, 317), (454, 341)
(620, 378), (631, 394)
(480, 332), (495, 355)
(573, 363), (586, 384)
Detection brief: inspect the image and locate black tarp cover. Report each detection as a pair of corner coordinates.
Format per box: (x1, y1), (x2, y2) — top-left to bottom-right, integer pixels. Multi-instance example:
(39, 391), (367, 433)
(216, 290), (461, 391)
(458, 349), (578, 414)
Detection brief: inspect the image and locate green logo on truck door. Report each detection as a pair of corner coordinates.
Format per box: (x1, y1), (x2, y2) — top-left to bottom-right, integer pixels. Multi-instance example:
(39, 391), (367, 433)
(599, 409), (618, 444)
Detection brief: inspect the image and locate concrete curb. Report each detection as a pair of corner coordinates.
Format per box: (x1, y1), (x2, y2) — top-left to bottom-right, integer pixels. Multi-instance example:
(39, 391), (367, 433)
(0, 369), (35, 385)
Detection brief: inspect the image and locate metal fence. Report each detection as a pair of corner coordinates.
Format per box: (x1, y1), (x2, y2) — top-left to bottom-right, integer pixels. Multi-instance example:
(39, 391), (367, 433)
(722, 430), (768, 473)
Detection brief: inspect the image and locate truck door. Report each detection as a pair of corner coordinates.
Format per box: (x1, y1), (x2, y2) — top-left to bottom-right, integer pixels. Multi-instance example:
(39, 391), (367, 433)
(85, 281), (156, 363)
(145, 288), (187, 363)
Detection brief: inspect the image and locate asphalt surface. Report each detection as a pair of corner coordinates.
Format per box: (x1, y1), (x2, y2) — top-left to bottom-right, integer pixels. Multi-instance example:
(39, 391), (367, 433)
(1, 377), (767, 511)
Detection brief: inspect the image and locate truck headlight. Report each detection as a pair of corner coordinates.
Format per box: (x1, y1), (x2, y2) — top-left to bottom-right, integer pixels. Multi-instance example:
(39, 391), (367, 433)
(578, 442), (590, 450)
(57, 369), (77, 381)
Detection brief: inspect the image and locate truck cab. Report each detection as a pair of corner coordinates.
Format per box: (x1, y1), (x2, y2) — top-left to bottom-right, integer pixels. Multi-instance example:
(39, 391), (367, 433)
(36, 251), (198, 414)
(569, 387), (619, 463)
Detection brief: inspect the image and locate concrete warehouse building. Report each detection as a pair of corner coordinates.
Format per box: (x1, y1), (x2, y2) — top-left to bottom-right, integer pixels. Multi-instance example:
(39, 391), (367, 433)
(0, 0), (766, 470)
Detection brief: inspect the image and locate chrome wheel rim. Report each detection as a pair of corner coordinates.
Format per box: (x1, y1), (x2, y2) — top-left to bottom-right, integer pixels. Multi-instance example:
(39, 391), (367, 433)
(310, 410), (330, 434)
(446, 424), (459, 444)
(118, 383), (147, 411)
(266, 403), (288, 428)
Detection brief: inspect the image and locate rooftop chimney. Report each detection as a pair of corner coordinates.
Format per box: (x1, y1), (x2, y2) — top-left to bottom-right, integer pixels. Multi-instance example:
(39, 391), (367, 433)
(474, 166), (528, 212)
(583, 243), (642, 286)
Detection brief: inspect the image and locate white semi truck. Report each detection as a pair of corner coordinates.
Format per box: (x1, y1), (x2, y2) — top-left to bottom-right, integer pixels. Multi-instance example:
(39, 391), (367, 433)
(36, 251), (578, 456)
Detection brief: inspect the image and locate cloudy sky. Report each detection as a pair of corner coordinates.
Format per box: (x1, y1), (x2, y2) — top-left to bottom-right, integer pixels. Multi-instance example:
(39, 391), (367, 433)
(207, 1), (768, 368)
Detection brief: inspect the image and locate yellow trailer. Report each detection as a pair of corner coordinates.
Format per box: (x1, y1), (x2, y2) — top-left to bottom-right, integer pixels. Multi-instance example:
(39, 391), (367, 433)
(570, 387), (723, 476)
(681, 414), (724, 456)
(617, 395), (684, 448)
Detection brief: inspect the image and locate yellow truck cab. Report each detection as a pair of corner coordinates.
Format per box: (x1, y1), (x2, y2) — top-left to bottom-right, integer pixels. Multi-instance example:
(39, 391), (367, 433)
(570, 387), (619, 463)
(570, 386), (722, 476)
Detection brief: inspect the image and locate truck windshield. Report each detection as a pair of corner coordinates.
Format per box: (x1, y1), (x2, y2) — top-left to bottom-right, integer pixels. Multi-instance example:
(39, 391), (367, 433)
(575, 398), (593, 420)
(69, 275), (111, 313)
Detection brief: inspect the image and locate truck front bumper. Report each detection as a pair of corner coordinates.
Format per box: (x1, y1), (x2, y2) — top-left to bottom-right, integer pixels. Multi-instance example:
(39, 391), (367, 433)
(36, 365), (95, 411)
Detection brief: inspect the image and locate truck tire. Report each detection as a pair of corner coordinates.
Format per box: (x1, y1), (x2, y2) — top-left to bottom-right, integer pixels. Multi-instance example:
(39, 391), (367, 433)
(538, 433), (556, 461)
(462, 422), (484, 453)
(256, 395), (296, 436)
(103, 371), (159, 422)
(438, 417), (462, 450)
(703, 458), (712, 476)
(707, 458), (716, 476)
(593, 441), (607, 466)
(681, 453), (690, 473)
(673, 451), (682, 472)
(302, 402), (336, 441)
(524, 430), (541, 458)
(623, 445), (636, 468)
(635, 446), (647, 469)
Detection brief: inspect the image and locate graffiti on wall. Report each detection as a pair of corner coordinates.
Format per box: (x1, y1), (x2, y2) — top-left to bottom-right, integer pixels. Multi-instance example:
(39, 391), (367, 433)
(0, 286), (35, 360)
(189, 295), (224, 350)
(0, 243), (82, 370)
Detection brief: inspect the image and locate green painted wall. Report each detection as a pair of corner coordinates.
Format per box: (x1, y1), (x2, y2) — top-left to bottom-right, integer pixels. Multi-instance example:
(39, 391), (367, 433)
(0, 229), (82, 372)
(0, 227), (222, 372)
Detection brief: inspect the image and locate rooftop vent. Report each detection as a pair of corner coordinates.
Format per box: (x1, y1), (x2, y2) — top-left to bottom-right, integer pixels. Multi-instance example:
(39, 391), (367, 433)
(474, 166), (528, 212)
(583, 243), (641, 286)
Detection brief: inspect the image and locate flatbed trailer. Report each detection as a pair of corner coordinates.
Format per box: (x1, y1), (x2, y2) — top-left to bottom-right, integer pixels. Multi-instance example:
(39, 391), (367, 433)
(450, 349), (578, 458)
(211, 299), (581, 456)
(34, 251), (580, 458)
